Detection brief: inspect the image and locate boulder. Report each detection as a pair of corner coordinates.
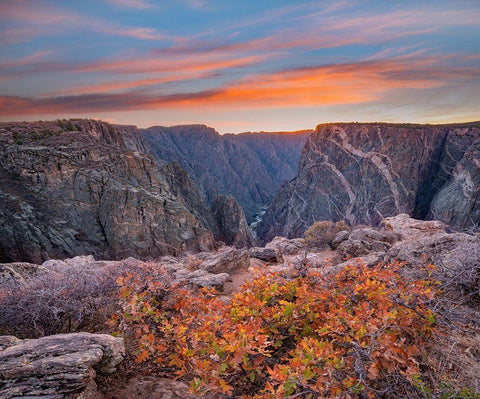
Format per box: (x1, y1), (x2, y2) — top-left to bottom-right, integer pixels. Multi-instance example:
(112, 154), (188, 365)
(265, 236), (304, 255)
(175, 269), (230, 290)
(337, 227), (395, 258)
(248, 247), (283, 263)
(331, 230), (350, 250)
(287, 251), (341, 268)
(199, 247), (250, 274)
(384, 213), (446, 239)
(0, 332), (124, 399)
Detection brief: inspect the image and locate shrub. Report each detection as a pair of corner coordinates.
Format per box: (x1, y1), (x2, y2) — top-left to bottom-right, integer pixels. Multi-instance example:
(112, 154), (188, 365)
(304, 220), (350, 249)
(114, 261), (437, 398)
(0, 261), (165, 338)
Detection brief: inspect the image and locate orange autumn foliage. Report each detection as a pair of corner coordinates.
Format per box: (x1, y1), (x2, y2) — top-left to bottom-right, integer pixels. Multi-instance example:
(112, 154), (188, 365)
(113, 261), (437, 398)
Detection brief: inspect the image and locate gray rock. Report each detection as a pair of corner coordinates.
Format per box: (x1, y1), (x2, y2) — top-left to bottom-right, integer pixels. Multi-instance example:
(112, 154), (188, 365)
(212, 195), (255, 248)
(337, 227), (393, 258)
(199, 247), (250, 274)
(265, 236), (304, 255)
(331, 230), (350, 250)
(0, 332), (124, 399)
(248, 247), (283, 263)
(333, 252), (387, 271)
(0, 120), (216, 263)
(176, 269), (230, 289)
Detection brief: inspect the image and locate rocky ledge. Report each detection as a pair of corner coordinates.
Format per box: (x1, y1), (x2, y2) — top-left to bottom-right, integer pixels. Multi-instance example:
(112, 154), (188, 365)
(0, 332), (124, 399)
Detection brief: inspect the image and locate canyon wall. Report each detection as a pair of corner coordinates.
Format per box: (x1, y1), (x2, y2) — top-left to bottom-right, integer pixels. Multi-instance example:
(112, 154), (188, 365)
(258, 122), (480, 242)
(141, 125), (310, 221)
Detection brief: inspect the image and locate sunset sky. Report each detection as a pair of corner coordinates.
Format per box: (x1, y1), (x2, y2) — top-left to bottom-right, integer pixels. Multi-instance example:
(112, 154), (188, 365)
(0, 0), (479, 132)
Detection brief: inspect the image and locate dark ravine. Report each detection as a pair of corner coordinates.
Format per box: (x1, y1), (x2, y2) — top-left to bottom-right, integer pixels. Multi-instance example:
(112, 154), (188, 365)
(258, 122), (480, 242)
(140, 125), (311, 222)
(0, 120), (251, 263)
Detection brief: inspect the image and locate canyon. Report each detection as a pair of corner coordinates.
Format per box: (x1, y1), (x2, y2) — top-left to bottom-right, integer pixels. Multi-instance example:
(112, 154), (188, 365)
(0, 120), (479, 263)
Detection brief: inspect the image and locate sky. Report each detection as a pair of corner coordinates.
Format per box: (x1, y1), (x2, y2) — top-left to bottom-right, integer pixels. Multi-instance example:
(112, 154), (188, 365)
(0, 0), (479, 133)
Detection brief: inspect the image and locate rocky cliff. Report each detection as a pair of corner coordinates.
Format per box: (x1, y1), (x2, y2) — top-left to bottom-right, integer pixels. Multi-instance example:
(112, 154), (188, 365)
(258, 122), (480, 242)
(0, 120), (222, 263)
(140, 125), (310, 221)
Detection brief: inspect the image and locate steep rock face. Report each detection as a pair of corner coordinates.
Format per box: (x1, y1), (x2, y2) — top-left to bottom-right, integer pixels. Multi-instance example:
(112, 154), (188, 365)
(140, 125), (310, 221)
(212, 195), (254, 248)
(0, 120), (216, 263)
(258, 122), (480, 241)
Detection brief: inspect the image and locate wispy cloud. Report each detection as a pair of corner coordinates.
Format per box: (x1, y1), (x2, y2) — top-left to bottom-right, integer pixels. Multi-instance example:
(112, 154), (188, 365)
(104, 0), (155, 9)
(2, 54), (478, 117)
(0, 0), (168, 43)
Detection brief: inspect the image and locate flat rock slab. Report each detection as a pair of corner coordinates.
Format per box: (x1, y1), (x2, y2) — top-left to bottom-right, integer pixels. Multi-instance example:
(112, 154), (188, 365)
(0, 332), (124, 399)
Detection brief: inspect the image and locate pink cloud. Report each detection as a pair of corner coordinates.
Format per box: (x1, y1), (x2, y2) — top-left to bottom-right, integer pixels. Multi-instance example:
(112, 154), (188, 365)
(0, 0), (168, 42)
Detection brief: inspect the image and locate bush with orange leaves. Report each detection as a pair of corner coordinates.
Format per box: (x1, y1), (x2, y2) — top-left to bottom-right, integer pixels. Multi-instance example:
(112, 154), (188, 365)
(113, 261), (438, 398)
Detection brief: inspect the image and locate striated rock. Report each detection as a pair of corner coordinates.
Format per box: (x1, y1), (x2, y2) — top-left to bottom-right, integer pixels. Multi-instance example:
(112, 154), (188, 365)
(258, 122), (480, 242)
(141, 125), (310, 221)
(0, 120), (216, 263)
(0, 332), (124, 399)
(265, 236), (304, 255)
(248, 247), (283, 263)
(212, 194), (255, 248)
(199, 247), (250, 274)
(175, 269), (230, 290)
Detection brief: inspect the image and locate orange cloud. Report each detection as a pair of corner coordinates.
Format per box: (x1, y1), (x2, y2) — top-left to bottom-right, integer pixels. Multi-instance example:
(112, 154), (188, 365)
(1, 55), (479, 117)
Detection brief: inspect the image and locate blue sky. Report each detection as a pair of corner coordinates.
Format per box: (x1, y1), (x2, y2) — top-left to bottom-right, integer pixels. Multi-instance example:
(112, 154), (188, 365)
(0, 0), (479, 132)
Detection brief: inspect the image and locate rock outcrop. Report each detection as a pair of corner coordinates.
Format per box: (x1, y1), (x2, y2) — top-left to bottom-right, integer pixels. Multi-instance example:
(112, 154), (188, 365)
(0, 332), (124, 398)
(141, 125), (310, 221)
(258, 122), (480, 242)
(212, 195), (255, 248)
(0, 120), (219, 263)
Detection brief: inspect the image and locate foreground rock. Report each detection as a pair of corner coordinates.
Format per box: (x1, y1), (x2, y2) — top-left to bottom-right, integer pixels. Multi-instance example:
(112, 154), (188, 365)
(384, 214), (480, 297)
(0, 332), (124, 399)
(265, 236), (304, 255)
(337, 228), (396, 258)
(249, 247), (283, 263)
(198, 247), (250, 274)
(259, 122), (480, 242)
